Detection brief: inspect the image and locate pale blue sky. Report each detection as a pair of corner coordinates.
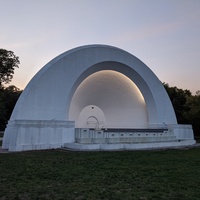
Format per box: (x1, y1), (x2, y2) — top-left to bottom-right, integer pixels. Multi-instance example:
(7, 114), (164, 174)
(1, 0), (200, 93)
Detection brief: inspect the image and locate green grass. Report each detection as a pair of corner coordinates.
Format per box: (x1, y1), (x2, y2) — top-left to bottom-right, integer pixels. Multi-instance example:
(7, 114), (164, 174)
(0, 149), (200, 200)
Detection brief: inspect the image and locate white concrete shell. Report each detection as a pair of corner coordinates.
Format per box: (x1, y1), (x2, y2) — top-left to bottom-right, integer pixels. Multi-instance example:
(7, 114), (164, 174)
(69, 70), (148, 129)
(2, 45), (195, 151)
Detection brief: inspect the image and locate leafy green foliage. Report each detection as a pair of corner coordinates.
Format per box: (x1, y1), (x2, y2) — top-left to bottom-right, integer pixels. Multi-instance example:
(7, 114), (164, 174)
(163, 83), (200, 136)
(0, 85), (22, 130)
(0, 49), (20, 86)
(0, 49), (21, 130)
(0, 149), (200, 200)
(163, 83), (191, 124)
(186, 92), (200, 137)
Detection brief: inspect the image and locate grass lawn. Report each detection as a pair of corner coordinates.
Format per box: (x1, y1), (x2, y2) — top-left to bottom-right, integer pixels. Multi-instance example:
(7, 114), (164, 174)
(0, 148), (200, 200)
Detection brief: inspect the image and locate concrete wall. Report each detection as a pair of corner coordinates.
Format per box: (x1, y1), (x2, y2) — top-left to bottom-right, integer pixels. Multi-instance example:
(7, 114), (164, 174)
(3, 120), (74, 151)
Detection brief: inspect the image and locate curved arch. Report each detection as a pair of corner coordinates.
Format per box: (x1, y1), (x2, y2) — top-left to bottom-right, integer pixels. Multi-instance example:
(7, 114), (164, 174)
(10, 45), (176, 125)
(3, 44), (180, 151)
(67, 61), (161, 127)
(77, 105), (106, 129)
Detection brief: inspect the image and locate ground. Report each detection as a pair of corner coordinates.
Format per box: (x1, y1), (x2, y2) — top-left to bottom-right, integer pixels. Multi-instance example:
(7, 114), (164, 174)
(0, 147), (200, 200)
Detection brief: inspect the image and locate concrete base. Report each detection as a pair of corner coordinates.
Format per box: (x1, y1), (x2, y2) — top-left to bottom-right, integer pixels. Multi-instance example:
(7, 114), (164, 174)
(2, 120), (75, 151)
(64, 140), (196, 151)
(2, 121), (196, 152)
(64, 125), (196, 151)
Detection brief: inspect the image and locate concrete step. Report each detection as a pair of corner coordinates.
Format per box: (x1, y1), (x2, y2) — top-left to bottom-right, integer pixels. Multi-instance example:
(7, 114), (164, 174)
(76, 136), (178, 144)
(63, 140), (196, 151)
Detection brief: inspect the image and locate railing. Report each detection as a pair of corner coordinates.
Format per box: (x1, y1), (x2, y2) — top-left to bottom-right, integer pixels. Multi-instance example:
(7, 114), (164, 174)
(75, 128), (177, 144)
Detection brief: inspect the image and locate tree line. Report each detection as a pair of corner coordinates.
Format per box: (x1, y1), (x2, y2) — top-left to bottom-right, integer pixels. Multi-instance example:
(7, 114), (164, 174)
(0, 49), (22, 130)
(0, 49), (199, 137)
(163, 83), (200, 137)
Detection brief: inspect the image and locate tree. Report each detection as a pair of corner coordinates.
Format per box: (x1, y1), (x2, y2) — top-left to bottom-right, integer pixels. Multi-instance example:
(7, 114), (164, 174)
(0, 85), (22, 130)
(186, 92), (200, 137)
(163, 83), (200, 137)
(0, 49), (21, 130)
(0, 87), (6, 130)
(163, 83), (191, 124)
(0, 49), (20, 86)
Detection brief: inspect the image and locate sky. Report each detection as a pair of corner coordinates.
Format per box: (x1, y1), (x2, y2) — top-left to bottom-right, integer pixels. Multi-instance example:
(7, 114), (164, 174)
(1, 0), (200, 94)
